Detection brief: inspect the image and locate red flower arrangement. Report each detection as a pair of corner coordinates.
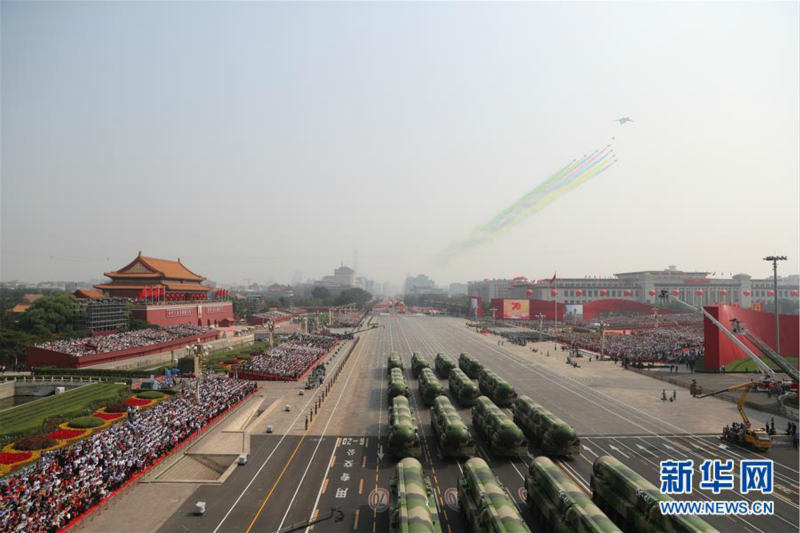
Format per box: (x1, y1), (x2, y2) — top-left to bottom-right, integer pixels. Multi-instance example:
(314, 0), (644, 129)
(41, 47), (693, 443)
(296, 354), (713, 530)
(125, 398), (153, 407)
(93, 412), (124, 420)
(0, 451), (33, 465)
(47, 429), (86, 440)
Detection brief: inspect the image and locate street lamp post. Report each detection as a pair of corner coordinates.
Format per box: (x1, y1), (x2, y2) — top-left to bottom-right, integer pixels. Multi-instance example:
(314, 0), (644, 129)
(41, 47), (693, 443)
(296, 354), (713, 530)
(763, 255), (787, 356)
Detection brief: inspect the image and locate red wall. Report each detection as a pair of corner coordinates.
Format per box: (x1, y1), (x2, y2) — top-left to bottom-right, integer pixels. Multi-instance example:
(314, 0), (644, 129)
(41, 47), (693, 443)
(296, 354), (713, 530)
(703, 305), (800, 370)
(132, 302), (233, 327)
(26, 331), (219, 369)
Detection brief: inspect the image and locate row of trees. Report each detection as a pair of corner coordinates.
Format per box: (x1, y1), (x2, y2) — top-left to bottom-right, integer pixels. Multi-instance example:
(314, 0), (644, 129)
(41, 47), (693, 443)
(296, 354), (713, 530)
(0, 292), (83, 369)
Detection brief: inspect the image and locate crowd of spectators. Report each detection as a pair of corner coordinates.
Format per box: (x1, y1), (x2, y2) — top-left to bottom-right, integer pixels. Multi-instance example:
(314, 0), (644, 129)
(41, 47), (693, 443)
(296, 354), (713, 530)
(330, 311), (363, 328)
(35, 325), (212, 357)
(593, 312), (702, 328)
(0, 376), (256, 533)
(239, 334), (338, 378)
(563, 325), (704, 368)
(250, 310), (293, 323)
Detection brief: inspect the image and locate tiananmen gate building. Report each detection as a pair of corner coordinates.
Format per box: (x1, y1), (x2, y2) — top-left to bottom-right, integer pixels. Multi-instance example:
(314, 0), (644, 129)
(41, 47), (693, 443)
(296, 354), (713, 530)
(94, 252), (233, 327)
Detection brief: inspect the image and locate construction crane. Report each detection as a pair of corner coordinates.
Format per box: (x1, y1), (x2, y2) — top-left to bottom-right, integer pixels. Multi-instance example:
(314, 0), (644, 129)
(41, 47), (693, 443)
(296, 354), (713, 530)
(697, 382), (773, 452)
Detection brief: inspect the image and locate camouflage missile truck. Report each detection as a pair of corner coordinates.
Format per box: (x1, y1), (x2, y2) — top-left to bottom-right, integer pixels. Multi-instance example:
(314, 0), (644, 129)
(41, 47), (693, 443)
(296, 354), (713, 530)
(389, 457), (443, 533)
(472, 395), (528, 457)
(430, 395), (476, 458)
(388, 395), (421, 459)
(418, 368), (445, 406)
(389, 367), (410, 403)
(512, 395), (580, 457)
(434, 353), (457, 379)
(411, 352), (431, 379)
(478, 369), (518, 407)
(591, 455), (718, 533)
(389, 352), (404, 373)
(448, 368), (481, 407)
(458, 353), (484, 379)
(458, 457), (532, 533)
(526, 456), (621, 533)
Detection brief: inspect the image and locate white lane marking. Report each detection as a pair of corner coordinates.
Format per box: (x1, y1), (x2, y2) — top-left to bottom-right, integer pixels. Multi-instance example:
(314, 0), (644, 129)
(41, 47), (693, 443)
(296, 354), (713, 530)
(608, 444), (630, 459)
(279, 339), (367, 532)
(581, 445), (597, 458)
(211, 346), (350, 533)
(301, 440), (338, 533)
(636, 444), (654, 456)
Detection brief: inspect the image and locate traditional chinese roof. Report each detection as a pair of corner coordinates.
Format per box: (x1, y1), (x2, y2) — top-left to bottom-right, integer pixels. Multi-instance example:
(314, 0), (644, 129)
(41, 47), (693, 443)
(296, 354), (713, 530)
(103, 252), (205, 282)
(73, 289), (107, 299)
(94, 281), (210, 293)
(10, 304), (31, 313)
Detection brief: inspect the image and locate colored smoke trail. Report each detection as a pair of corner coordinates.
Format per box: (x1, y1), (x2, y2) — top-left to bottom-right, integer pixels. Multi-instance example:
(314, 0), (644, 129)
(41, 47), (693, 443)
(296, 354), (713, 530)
(439, 144), (617, 260)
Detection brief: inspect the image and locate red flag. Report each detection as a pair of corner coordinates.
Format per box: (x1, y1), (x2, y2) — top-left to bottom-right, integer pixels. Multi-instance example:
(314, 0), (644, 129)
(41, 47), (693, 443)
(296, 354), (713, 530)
(550, 272), (557, 284)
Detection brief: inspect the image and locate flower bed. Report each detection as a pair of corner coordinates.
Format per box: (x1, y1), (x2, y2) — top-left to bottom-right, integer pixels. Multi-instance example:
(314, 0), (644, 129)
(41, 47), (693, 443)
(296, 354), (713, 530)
(104, 401), (129, 413)
(0, 451), (33, 465)
(12, 435), (59, 451)
(47, 429), (87, 440)
(92, 412), (125, 421)
(125, 397), (155, 407)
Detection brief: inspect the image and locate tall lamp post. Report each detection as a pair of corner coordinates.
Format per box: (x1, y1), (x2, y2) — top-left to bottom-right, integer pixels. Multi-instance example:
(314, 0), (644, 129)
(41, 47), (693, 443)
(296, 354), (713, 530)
(763, 255), (787, 356)
(187, 340), (209, 402)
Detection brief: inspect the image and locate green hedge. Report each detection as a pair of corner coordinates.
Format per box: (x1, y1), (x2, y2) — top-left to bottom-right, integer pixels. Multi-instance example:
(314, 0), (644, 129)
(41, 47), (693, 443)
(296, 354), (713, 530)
(32, 365), (175, 379)
(68, 416), (104, 429)
(136, 390), (165, 400)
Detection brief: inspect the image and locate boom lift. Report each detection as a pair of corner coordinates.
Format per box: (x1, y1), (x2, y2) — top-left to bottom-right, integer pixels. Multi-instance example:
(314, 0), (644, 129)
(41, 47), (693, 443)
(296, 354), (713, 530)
(697, 382), (772, 452)
(657, 290), (798, 391)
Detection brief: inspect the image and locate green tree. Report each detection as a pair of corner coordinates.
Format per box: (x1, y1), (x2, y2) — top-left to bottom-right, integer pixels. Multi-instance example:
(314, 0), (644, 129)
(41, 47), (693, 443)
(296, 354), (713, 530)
(334, 288), (372, 308)
(0, 328), (38, 369)
(18, 293), (76, 337)
(312, 286), (331, 300)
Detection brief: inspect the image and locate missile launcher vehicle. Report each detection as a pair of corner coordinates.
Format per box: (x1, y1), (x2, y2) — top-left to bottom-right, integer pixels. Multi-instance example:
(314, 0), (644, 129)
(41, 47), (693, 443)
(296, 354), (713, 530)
(448, 368), (481, 407)
(388, 395), (421, 459)
(458, 457), (531, 533)
(389, 367), (410, 402)
(388, 352), (404, 373)
(418, 368), (445, 406)
(478, 369), (518, 407)
(512, 395), (580, 457)
(472, 395), (527, 457)
(434, 353), (457, 379)
(591, 455), (718, 533)
(430, 395), (476, 458)
(389, 457), (443, 533)
(525, 456), (621, 533)
(411, 352), (431, 378)
(459, 353), (484, 379)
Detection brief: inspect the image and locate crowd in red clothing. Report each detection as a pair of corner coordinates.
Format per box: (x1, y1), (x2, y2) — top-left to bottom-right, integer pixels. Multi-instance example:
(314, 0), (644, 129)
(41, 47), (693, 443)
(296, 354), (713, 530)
(0, 376), (255, 533)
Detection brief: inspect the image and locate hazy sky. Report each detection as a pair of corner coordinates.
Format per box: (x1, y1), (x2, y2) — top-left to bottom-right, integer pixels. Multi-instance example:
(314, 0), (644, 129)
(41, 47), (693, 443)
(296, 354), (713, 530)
(2, 1), (798, 288)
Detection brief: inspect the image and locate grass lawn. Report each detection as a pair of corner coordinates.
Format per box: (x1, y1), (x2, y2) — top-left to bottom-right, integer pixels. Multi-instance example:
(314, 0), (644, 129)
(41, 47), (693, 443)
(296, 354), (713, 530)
(723, 356), (799, 373)
(0, 382), (128, 439)
(783, 396), (799, 409)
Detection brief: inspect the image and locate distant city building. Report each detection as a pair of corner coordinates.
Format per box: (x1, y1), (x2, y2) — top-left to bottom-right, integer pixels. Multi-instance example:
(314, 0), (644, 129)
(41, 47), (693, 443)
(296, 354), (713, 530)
(356, 276), (377, 295)
(314, 264), (356, 296)
(468, 267), (800, 310)
(404, 274), (444, 296)
(266, 283), (294, 300)
(448, 283), (468, 296)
